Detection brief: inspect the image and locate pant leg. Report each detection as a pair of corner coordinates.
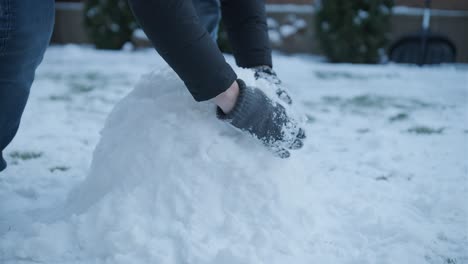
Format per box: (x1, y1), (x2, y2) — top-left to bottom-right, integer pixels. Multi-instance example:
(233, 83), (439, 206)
(128, 0), (236, 102)
(220, 0), (272, 68)
(0, 0), (55, 172)
(192, 0), (221, 41)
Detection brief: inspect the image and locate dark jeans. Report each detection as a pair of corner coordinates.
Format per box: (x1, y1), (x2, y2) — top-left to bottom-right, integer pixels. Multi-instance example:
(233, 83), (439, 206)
(0, 0), (55, 172)
(193, 0), (221, 41)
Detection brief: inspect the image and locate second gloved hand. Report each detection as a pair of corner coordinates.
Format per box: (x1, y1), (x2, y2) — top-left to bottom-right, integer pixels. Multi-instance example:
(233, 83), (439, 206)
(217, 79), (305, 158)
(253, 65), (293, 105)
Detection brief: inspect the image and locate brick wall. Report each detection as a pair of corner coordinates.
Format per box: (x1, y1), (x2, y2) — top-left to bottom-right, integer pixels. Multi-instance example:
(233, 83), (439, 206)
(266, 0), (313, 4)
(56, 0), (468, 10)
(265, 0), (468, 11)
(395, 0), (468, 10)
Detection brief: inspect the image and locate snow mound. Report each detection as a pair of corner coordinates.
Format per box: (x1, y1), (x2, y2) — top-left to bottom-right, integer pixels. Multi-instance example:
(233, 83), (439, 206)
(1, 68), (312, 263)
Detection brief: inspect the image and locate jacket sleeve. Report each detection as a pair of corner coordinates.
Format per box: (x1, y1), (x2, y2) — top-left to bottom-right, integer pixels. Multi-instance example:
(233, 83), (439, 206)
(128, 0), (237, 101)
(220, 0), (272, 68)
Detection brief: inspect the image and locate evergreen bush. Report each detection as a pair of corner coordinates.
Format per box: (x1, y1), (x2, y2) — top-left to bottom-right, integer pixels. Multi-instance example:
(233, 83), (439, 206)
(315, 0), (393, 63)
(84, 0), (138, 50)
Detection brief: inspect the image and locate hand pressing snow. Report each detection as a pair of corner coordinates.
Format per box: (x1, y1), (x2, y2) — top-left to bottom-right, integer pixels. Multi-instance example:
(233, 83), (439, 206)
(217, 79), (305, 158)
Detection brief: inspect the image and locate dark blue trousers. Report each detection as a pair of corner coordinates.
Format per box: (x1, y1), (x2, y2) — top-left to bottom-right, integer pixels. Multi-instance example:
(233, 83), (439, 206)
(0, 0), (55, 171)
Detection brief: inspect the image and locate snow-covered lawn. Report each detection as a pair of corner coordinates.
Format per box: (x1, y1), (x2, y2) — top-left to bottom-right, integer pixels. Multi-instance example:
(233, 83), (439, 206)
(0, 45), (467, 263)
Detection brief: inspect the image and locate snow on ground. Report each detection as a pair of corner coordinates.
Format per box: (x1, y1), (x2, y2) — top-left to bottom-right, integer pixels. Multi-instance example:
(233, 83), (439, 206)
(0, 45), (467, 264)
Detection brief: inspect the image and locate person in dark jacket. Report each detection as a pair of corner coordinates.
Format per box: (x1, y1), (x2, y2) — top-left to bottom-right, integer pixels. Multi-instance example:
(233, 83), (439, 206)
(0, 0), (305, 172)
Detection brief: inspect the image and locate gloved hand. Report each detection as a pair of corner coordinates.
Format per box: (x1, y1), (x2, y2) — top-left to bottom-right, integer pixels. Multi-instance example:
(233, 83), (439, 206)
(253, 65), (293, 105)
(217, 79), (305, 158)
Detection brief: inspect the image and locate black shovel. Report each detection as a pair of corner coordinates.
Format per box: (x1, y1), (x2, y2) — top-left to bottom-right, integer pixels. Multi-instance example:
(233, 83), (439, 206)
(388, 0), (457, 65)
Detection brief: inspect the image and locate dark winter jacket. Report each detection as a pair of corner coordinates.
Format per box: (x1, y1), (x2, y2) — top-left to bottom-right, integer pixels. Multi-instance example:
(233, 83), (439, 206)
(127, 0), (272, 101)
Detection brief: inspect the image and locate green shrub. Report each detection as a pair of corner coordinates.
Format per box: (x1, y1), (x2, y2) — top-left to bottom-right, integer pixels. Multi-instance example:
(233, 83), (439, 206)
(316, 0), (394, 63)
(84, 0), (138, 49)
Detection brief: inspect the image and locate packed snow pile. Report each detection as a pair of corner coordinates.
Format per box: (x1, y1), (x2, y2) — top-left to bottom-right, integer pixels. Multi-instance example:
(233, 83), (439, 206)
(1, 68), (315, 263)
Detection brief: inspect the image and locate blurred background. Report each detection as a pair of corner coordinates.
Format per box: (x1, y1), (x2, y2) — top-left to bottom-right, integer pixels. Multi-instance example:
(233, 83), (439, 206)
(52, 0), (468, 63)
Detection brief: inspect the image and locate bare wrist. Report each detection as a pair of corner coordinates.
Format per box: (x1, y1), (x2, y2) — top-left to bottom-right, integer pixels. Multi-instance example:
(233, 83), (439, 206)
(214, 80), (239, 114)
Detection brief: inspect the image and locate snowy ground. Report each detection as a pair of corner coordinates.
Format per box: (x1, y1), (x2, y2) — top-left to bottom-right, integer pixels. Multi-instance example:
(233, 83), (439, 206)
(0, 45), (467, 263)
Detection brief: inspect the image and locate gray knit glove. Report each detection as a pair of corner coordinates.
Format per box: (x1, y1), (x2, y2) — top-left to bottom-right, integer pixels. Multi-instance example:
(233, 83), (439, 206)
(253, 66), (292, 105)
(217, 79), (305, 158)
